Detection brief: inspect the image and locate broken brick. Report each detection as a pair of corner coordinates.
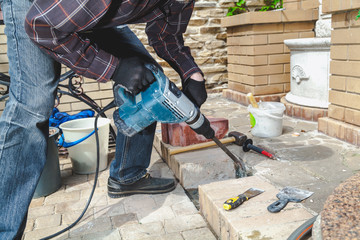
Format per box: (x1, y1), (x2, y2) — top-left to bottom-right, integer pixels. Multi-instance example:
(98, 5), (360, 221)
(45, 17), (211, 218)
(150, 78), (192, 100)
(161, 117), (229, 147)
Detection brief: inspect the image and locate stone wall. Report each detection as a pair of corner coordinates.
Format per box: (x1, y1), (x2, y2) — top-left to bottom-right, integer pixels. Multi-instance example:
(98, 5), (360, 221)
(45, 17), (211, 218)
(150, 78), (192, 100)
(0, 1), (232, 116)
(318, 1), (360, 146)
(221, 3), (319, 105)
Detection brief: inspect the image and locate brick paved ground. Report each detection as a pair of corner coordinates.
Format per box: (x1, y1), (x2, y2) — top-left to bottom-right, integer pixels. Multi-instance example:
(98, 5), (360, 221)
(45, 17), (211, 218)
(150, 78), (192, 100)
(24, 148), (216, 240)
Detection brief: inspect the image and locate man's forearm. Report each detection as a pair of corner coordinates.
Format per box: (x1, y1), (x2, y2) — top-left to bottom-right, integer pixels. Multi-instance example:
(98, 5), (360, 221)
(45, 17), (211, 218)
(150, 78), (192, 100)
(146, 0), (203, 81)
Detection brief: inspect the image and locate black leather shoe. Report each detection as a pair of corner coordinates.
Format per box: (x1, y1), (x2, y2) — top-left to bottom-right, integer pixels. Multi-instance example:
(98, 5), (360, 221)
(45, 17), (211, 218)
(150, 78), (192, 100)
(108, 173), (176, 198)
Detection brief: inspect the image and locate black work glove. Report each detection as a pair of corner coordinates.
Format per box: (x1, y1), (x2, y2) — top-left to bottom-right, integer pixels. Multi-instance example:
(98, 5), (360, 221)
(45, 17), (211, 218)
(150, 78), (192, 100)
(112, 56), (155, 95)
(182, 78), (207, 108)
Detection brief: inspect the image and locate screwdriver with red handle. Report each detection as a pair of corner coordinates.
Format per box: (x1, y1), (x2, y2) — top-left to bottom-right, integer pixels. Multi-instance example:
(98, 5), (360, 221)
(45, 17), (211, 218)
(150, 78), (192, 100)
(242, 139), (277, 160)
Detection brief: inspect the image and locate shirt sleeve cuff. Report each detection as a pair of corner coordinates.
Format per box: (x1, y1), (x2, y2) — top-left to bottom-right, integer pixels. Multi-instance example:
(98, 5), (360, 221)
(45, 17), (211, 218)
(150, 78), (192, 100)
(179, 60), (203, 81)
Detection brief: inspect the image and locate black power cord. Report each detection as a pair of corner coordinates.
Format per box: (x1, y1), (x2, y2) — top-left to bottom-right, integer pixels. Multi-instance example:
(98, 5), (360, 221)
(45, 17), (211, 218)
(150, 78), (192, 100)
(287, 215), (318, 240)
(41, 101), (116, 240)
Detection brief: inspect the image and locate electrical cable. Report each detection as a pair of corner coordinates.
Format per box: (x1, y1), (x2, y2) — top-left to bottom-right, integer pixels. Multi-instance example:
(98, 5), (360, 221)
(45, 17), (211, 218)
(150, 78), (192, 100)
(287, 215), (318, 240)
(41, 101), (116, 240)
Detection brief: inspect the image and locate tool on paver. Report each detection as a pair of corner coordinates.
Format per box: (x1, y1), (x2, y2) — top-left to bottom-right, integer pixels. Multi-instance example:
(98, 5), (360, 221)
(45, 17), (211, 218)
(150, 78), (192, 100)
(223, 188), (264, 210)
(267, 187), (314, 213)
(242, 138), (277, 160)
(113, 64), (247, 177)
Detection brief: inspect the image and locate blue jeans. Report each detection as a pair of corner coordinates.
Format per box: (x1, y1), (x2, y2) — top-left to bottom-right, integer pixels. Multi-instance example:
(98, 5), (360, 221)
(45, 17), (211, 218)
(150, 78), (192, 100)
(0, 1), (155, 239)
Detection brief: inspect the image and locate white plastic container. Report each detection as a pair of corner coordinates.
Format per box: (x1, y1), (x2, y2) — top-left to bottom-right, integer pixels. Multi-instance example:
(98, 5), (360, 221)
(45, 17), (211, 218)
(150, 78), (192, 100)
(248, 102), (285, 138)
(59, 117), (111, 174)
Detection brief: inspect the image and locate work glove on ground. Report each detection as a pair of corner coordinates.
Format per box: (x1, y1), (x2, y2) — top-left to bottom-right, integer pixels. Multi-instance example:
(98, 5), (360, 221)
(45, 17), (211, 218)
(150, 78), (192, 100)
(112, 56), (155, 95)
(182, 78), (207, 108)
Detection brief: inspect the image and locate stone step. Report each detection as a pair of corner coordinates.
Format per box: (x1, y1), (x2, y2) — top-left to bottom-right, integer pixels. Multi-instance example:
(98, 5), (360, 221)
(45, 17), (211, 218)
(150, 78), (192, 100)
(154, 132), (244, 189)
(199, 176), (315, 240)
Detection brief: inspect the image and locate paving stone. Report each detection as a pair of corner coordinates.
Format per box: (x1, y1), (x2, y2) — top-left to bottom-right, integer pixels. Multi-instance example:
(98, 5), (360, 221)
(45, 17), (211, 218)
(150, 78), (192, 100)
(171, 201), (198, 216)
(138, 205), (176, 224)
(253, 160), (321, 186)
(79, 229), (121, 240)
(80, 186), (107, 199)
(23, 226), (69, 240)
(94, 202), (125, 219)
(181, 227), (217, 240)
(29, 197), (45, 208)
(69, 217), (113, 237)
(119, 221), (165, 240)
(56, 199), (91, 213)
(65, 181), (95, 193)
(141, 233), (184, 240)
(34, 214), (62, 230)
(62, 208), (94, 225)
(110, 213), (138, 228)
(28, 205), (55, 219)
(169, 146), (239, 189)
(107, 196), (126, 205)
(123, 194), (157, 214)
(164, 214), (207, 233)
(44, 190), (81, 205)
(151, 185), (190, 207)
(24, 219), (34, 233)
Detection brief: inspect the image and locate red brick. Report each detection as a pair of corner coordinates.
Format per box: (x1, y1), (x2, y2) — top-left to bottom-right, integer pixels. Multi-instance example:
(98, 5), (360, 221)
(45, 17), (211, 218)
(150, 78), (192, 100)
(284, 22), (315, 32)
(344, 108), (360, 127)
(268, 32), (299, 44)
(293, 105), (302, 118)
(161, 118), (229, 147)
(313, 108), (328, 122)
(327, 118), (345, 140)
(346, 76), (360, 94)
(301, 106), (313, 121)
(286, 102), (294, 116)
(329, 75), (346, 91)
(331, 13), (348, 29)
(328, 104), (345, 121)
(318, 117), (328, 134)
(345, 127), (357, 145)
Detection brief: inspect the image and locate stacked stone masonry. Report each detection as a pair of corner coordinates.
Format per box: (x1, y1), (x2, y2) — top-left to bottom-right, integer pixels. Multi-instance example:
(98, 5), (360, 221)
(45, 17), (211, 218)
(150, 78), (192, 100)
(319, 2), (360, 146)
(221, 1), (318, 105)
(0, 1), (232, 116)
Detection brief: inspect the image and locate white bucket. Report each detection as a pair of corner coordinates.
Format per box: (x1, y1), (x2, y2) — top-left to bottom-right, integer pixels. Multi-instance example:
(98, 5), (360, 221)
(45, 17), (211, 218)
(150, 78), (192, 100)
(59, 117), (111, 174)
(248, 102), (285, 138)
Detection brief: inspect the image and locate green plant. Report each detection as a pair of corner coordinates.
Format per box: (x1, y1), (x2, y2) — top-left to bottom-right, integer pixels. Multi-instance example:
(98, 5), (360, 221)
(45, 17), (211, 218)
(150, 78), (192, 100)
(227, 0), (283, 16)
(260, 0), (283, 11)
(227, 0), (247, 16)
(356, 10), (360, 20)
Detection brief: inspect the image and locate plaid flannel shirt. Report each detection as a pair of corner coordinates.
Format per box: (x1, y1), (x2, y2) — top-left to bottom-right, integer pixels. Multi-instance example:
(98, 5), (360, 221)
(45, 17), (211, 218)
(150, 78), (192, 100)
(25, 0), (201, 82)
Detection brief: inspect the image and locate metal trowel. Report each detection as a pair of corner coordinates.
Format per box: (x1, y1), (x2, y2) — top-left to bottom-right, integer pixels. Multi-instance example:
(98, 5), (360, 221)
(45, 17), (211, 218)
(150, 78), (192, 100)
(267, 186), (313, 213)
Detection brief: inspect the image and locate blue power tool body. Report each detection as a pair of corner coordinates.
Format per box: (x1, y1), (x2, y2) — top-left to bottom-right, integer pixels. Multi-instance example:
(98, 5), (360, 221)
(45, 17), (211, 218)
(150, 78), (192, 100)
(113, 64), (213, 138)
